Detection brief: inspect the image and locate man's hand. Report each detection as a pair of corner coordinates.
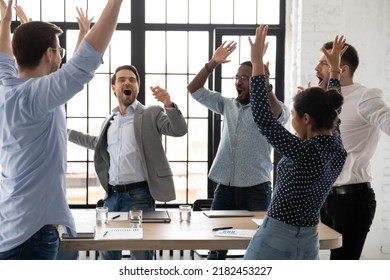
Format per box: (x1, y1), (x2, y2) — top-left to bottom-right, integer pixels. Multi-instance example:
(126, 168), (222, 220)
(150, 86), (173, 108)
(14, 4), (32, 24)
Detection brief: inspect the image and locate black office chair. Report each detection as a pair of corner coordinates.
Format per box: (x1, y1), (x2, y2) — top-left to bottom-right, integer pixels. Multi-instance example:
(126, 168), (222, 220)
(193, 198), (213, 211)
(190, 198), (246, 260)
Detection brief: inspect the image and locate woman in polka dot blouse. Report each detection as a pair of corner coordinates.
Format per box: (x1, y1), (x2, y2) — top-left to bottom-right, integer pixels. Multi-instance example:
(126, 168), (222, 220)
(244, 25), (348, 260)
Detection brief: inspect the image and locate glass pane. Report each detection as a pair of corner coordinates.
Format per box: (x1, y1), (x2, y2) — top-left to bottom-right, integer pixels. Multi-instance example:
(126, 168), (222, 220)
(66, 30), (79, 60)
(188, 32), (209, 73)
(110, 31), (131, 69)
(234, 0), (257, 24)
(117, 0), (131, 23)
(66, 87), (87, 117)
(167, 75), (188, 117)
(42, 0), (64, 22)
(145, 0), (166, 23)
(211, 0), (233, 24)
(258, 0), (280, 24)
(188, 162), (208, 203)
(16, 0), (40, 21)
(88, 74), (111, 117)
(65, 0), (87, 22)
(145, 31), (166, 73)
(189, 0), (210, 24)
(167, 0), (188, 23)
(171, 162), (188, 203)
(88, 162), (104, 205)
(166, 134), (188, 161)
(145, 75), (166, 106)
(167, 31), (187, 73)
(66, 162), (87, 204)
(188, 119), (208, 161)
(221, 77), (236, 99)
(88, 0), (105, 25)
(188, 90), (209, 118)
(67, 119), (88, 161)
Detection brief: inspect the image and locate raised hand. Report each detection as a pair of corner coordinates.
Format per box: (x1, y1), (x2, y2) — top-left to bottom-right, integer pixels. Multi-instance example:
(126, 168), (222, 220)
(211, 40), (237, 65)
(248, 24), (268, 75)
(320, 35), (347, 70)
(0, 0), (13, 56)
(14, 4), (32, 24)
(0, 0), (12, 22)
(76, 7), (94, 36)
(150, 86), (173, 108)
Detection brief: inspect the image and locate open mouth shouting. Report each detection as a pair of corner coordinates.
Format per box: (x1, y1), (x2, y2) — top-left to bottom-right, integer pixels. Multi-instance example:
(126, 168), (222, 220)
(316, 73), (325, 89)
(124, 89), (131, 96)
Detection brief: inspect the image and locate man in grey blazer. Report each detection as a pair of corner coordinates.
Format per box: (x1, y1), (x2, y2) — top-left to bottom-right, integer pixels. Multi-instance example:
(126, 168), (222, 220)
(68, 65), (187, 260)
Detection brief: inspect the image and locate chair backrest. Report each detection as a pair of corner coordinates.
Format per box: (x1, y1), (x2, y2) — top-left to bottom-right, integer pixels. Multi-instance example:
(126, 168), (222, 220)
(96, 199), (104, 207)
(192, 198), (213, 211)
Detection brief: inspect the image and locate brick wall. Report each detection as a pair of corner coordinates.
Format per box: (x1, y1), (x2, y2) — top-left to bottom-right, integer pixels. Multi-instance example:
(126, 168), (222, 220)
(286, 0), (390, 259)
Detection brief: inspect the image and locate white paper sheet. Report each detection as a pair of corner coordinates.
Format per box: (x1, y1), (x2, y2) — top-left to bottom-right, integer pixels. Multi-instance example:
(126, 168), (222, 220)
(99, 228), (143, 239)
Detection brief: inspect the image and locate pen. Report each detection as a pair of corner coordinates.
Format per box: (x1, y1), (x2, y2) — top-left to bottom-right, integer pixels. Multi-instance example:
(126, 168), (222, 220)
(212, 226), (233, 231)
(111, 214), (120, 220)
(103, 231), (108, 237)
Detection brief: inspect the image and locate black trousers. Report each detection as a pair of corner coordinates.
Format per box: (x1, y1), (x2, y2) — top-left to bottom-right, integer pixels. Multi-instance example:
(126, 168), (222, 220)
(320, 185), (376, 260)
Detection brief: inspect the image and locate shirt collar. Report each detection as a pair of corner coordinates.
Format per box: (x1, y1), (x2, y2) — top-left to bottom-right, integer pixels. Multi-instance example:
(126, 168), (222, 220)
(112, 100), (138, 115)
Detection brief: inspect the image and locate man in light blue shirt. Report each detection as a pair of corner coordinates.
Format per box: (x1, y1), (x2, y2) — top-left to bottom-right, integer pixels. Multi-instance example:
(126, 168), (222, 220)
(187, 41), (289, 259)
(0, 0), (124, 260)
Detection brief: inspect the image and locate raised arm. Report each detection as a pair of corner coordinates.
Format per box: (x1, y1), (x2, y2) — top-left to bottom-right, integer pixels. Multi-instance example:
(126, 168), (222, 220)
(14, 3), (32, 24)
(321, 35), (347, 90)
(0, 0), (12, 56)
(84, 0), (122, 53)
(187, 40), (237, 93)
(249, 25), (268, 77)
(74, 7), (94, 54)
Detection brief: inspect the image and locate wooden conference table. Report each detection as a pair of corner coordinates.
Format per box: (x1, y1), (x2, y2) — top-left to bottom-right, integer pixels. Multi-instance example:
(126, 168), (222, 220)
(60, 209), (342, 251)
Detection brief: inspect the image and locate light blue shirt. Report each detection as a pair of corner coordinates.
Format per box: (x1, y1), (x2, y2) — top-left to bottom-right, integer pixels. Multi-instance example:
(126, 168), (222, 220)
(191, 87), (289, 187)
(0, 40), (103, 252)
(108, 101), (146, 185)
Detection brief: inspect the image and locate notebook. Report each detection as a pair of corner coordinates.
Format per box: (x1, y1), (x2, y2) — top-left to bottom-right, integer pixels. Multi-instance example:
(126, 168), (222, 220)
(202, 210), (255, 218)
(142, 210), (171, 223)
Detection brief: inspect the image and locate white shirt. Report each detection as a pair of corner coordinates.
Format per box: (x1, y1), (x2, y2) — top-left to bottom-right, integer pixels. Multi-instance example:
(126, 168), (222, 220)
(107, 100), (146, 185)
(334, 83), (390, 186)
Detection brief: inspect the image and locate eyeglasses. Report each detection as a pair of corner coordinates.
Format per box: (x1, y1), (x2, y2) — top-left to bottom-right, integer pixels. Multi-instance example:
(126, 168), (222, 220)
(234, 75), (250, 82)
(52, 47), (66, 59)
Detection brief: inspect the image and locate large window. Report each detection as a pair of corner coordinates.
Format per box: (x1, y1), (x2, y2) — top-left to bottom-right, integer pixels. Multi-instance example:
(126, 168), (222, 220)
(10, 0), (285, 206)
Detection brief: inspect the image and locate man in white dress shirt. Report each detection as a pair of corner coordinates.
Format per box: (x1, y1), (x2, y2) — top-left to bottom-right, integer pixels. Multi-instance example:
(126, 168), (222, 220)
(315, 41), (390, 259)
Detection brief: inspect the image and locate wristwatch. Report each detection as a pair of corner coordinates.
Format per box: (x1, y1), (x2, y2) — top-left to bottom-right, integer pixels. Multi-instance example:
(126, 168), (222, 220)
(267, 83), (273, 93)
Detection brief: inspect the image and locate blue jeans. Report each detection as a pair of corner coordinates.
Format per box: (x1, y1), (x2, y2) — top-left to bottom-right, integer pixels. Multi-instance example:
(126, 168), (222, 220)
(101, 186), (155, 260)
(0, 225), (59, 260)
(244, 216), (320, 260)
(208, 182), (272, 260)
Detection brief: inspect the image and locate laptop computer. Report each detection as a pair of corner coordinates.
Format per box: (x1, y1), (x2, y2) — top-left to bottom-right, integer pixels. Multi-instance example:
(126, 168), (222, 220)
(202, 210), (255, 218)
(142, 210), (171, 223)
(62, 225), (96, 239)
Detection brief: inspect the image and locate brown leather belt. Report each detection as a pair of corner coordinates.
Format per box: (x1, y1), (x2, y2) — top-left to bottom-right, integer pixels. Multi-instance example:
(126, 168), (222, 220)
(330, 182), (371, 195)
(109, 181), (148, 192)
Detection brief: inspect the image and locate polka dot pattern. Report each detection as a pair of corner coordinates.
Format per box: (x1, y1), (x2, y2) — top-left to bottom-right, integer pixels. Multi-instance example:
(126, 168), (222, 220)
(250, 75), (347, 226)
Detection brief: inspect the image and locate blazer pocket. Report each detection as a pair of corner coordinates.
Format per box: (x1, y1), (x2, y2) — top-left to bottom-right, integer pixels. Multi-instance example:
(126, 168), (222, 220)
(156, 168), (173, 178)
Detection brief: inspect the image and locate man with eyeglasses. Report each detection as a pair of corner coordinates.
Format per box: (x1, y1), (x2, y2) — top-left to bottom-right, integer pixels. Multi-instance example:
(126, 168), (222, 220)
(187, 41), (289, 260)
(0, 0), (124, 260)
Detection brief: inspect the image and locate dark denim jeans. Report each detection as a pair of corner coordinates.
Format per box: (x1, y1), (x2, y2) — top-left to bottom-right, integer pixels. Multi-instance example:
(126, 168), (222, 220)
(0, 225), (59, 260)
(208, 182), (272, 260)
(101, 186), (155, 260)
(320, 186), (376, 260)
